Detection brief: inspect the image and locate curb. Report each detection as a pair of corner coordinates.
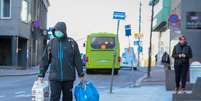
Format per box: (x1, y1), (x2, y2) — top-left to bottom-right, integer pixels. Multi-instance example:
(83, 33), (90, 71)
(134, 74), (147, 87)
(132, 67), (164, 87)
(0, 72), (38, 77)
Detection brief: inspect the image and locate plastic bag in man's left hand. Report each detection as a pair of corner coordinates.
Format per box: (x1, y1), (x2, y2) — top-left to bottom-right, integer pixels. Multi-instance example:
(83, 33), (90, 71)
(74, 81), (99, 101)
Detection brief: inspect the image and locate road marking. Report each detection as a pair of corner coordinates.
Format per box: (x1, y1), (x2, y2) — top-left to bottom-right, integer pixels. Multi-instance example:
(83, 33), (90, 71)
(15, 94), (32, 98)
(133, 74), (147, 87)
(15, 91), (26, 95)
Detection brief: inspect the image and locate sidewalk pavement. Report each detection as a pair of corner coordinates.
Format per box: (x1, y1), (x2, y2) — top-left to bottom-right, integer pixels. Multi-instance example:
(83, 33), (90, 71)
(141, 66), (165, 86)
(101, 86), (172, 101)
(101, 66), (173, 101)
(0, 66), (39, 77)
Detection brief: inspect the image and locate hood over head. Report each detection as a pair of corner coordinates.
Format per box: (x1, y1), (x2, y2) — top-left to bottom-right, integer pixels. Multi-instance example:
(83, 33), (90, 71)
(53, 22), (67, 38)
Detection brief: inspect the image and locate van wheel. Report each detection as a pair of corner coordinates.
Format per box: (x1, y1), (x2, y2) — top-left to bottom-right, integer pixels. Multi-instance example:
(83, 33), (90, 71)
(114, 70), (119, 75)
(86, 69), (92, 74)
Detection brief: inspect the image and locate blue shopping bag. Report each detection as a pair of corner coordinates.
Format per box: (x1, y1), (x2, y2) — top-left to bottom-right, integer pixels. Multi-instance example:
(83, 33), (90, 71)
(74, 81), (99, 101)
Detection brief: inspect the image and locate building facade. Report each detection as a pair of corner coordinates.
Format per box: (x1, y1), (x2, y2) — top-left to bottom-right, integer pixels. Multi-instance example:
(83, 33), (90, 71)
(153, 0), (201, 65)
(152, 0), (171, 64)
(0, 0), (49, 68)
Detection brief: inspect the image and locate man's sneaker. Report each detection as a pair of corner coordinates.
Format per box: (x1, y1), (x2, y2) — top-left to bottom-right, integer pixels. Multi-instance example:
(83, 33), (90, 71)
(175, 88), (179, 94)
(180, 88), (186, 94)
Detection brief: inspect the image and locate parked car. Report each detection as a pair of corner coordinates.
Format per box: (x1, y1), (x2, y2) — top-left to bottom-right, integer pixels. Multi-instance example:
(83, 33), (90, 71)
(120, 53), (132, 68)
(120, 47), (137, 69)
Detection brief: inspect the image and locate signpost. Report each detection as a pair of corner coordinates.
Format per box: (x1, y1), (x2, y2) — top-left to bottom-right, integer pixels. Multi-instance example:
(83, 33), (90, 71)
(168, 13), (180, 56)
(125, 25), (131, 36)
(110, 11), (126, 94)
(125, 24), (132, 47)
(168, 14), (179, 27)
(113, 11), (126, 20)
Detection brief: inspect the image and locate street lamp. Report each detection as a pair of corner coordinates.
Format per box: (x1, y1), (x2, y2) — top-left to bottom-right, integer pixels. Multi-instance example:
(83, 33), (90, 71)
(147, 0), (158, 78)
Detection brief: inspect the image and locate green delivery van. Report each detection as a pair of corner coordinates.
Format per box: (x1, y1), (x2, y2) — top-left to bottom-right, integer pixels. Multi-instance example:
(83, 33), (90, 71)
(85, 32), (120, 74)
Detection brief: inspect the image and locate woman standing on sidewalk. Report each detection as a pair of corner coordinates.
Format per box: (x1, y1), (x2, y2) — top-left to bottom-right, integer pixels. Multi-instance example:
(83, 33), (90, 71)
(161, 52), (171, 70)
(172, 35), (193, 94)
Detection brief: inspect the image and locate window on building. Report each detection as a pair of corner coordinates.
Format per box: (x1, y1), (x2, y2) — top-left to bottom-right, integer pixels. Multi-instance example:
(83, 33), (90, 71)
(21, 0), (30, 23)
(154, 0), (163, 17)
(186, 12), (201, 29)
(0, 0), (11, 19)
(0, 1), (1, 17)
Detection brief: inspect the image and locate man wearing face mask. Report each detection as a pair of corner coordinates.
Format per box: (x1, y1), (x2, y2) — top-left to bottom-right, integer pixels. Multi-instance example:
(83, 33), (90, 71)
(172, 35), (192, 94)
(38, 22), (85, 101)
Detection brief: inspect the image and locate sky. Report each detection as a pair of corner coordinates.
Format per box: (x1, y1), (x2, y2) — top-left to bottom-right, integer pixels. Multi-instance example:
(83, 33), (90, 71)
(47, 0), (159, 59)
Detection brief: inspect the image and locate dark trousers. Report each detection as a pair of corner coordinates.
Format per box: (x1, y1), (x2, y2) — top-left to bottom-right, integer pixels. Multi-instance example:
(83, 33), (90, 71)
(174, 64), (189, 89)
(50, 80), (74, 101)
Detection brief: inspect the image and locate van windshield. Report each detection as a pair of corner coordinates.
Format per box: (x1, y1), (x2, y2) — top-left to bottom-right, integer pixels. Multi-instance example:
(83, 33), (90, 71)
(91, 37), (115, 49)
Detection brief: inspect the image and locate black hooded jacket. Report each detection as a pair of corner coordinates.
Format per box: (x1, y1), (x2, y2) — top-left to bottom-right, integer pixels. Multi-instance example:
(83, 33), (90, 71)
(162, 52), (170, 64)
(38, 22), (84, 81)
(172, 42), (193, 66)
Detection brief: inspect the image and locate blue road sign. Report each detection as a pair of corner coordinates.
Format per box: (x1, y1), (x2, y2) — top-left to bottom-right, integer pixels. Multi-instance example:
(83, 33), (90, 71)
(113, 11), (126, 20)
(125, 25), (131, 36)
(168, 14), (179, 27)
(169, 14), (179, 23)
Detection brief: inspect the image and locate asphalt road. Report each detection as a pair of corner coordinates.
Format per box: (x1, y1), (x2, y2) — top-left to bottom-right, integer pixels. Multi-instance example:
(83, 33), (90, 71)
(0, 69), (145, 101)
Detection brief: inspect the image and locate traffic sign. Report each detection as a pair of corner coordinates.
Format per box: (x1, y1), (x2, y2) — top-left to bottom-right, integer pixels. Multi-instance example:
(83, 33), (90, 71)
(110, 11), (126, 94)
(125, 25), (131, 36)
(113, 11), (126, 20)
(169, 14), (180, 27)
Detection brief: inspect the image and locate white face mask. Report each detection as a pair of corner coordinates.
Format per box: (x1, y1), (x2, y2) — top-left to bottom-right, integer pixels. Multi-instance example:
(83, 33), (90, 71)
(54, 31), (64, 38)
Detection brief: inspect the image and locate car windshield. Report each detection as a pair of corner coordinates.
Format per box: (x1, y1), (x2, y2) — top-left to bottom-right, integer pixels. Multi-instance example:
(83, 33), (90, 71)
(91, 37), (115, 49)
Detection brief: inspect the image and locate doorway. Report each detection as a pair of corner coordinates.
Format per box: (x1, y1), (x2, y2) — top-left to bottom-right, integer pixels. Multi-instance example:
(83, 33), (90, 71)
(17, 38), (27, 67)
(0, 36), (12, 66)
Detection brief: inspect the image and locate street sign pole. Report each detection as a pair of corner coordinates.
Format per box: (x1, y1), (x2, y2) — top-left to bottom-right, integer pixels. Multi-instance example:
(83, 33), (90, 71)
(128, 36), (130, 48)
(110, 19), (120, 94)
(110, 11), (125, 94)
(125, 24), (132, 71)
